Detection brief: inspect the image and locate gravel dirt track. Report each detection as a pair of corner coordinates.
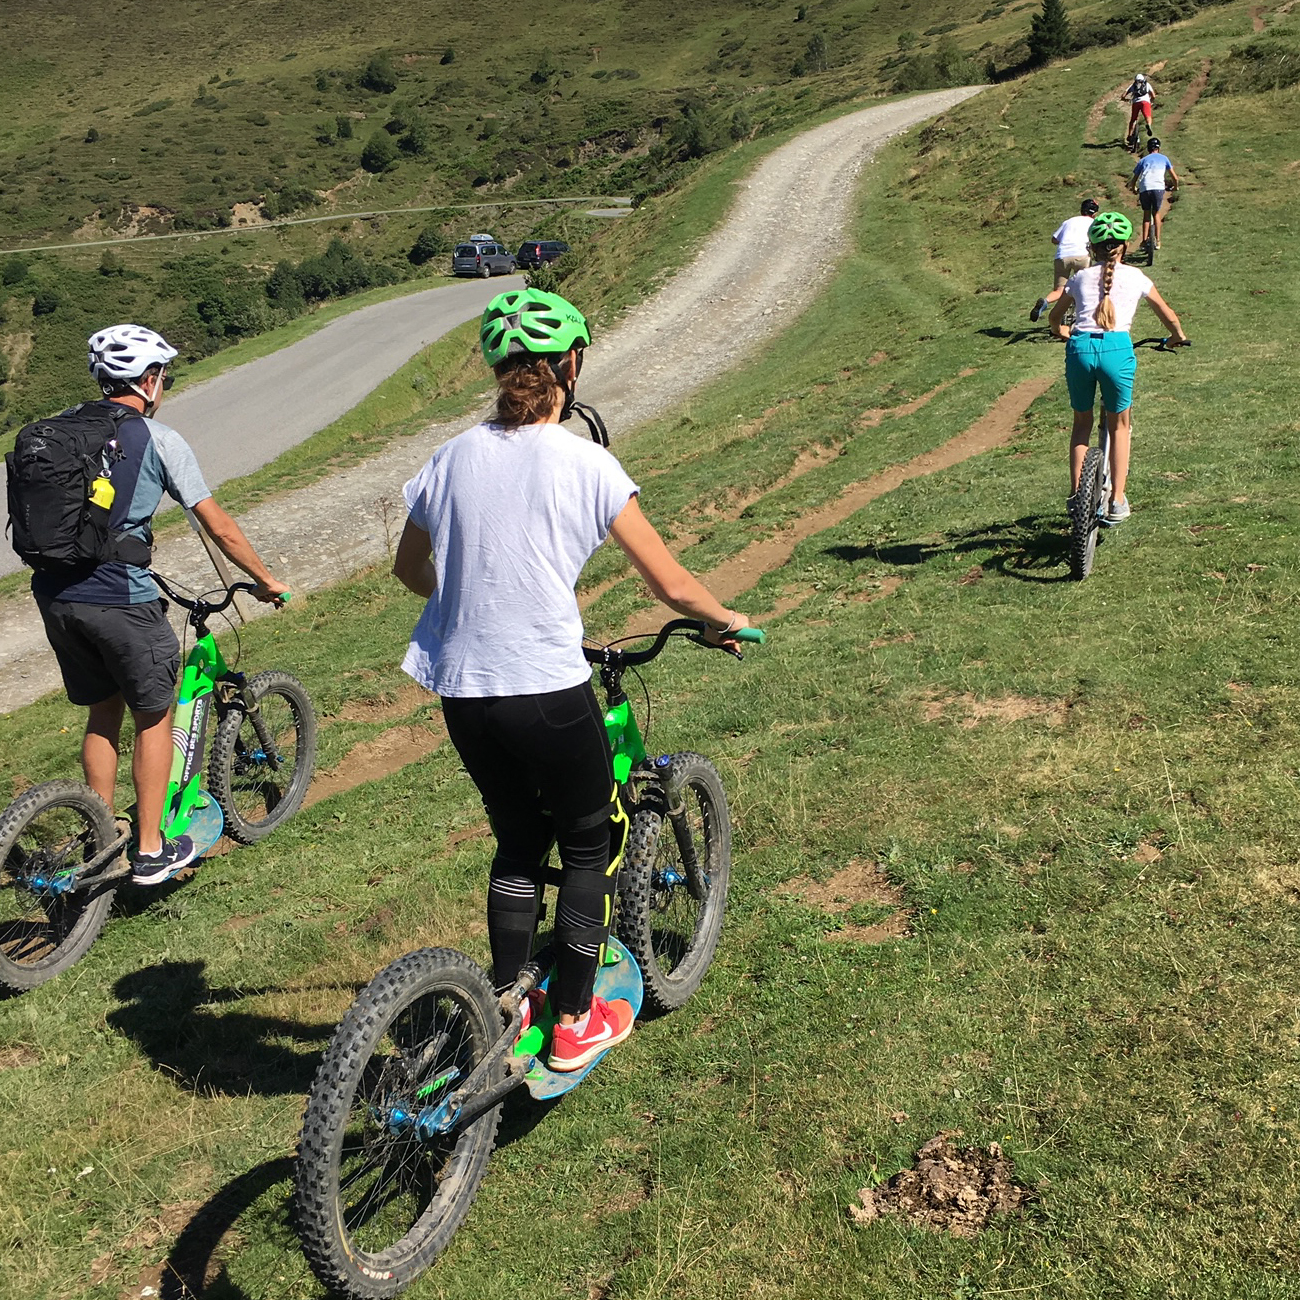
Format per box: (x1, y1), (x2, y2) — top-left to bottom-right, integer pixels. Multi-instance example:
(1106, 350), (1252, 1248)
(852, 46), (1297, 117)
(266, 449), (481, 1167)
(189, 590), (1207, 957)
(0, 87), (984, 713)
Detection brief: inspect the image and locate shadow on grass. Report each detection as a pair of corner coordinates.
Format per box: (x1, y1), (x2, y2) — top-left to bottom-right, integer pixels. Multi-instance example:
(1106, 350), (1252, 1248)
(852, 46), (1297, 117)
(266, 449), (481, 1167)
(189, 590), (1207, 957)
(160, 1155), (294, 1300)
(1081, 138), (1129, 150)
(158, 1092), (554, 1298)
(827, 513), (1072, 583)
(109, 960), (342, 1096)
(977, 326), (1063, 346)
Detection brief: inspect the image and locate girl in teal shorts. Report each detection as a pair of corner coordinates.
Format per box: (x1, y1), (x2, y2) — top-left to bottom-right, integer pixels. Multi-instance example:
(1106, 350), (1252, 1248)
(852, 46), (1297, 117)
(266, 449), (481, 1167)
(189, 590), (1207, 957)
(1047, 211), (1187, 523)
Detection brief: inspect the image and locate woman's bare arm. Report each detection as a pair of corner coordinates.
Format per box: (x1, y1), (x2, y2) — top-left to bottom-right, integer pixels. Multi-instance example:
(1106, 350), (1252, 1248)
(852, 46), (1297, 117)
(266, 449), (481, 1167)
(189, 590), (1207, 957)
(1145, 286), (1187, 342)
(608, 496), (748, 636)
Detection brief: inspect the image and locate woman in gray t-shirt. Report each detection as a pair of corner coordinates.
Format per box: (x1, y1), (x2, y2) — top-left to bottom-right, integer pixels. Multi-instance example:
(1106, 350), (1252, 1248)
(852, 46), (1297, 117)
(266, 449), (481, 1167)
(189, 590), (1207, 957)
(393, 289), (749, 1074)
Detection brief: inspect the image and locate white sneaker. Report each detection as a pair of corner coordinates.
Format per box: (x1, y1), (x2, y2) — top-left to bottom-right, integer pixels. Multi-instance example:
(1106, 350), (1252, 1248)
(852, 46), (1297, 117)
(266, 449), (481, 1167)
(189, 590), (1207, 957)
(1105, 497), (1131, 524)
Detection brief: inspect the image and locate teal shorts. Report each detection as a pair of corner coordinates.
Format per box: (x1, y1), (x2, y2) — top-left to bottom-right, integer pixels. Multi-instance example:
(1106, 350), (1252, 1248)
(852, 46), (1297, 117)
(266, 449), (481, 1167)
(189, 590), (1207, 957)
(1065, 331), (1137, 414)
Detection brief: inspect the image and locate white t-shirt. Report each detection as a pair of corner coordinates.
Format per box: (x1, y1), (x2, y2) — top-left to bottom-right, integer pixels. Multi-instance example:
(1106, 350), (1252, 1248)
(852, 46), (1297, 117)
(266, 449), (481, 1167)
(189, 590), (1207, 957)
(1066, 262), (1154, 333)
(1128, 79), (1153, 103)
(1052, 215), (1094, 261)
(401, 421), (639, 698)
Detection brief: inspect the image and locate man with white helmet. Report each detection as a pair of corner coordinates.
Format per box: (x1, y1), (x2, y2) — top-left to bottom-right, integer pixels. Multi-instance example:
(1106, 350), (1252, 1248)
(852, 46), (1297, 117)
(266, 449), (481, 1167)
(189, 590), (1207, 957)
(30, 324), (287, 884)
(1120, 72), (1156, 149)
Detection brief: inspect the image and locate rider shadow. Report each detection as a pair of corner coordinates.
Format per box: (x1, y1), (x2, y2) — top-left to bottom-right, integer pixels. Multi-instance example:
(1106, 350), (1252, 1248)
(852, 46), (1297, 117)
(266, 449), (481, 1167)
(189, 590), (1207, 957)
(1081, 139), (1127, 150)
(109, 960), (345, 1097)
(826, 512), (1071, 583)
(159, 1155), (294, 1300)
(977, 326), (1059, 347)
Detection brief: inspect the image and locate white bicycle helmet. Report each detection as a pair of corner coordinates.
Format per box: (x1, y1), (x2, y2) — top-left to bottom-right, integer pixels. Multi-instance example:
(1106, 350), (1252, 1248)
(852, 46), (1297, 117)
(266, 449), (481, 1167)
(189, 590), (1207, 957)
(88, 324), (177, 392)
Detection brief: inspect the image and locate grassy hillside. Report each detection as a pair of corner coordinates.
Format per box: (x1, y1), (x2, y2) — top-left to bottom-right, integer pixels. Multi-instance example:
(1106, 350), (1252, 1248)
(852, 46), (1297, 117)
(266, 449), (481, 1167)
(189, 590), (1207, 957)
(0, 0), (1153, 429)
(2, 4), (1298, 1299)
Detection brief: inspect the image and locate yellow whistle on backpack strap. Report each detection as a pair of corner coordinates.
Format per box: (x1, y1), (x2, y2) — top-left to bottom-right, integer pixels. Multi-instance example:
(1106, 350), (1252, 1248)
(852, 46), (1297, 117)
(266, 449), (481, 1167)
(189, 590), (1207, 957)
(89, 476), (115, 509)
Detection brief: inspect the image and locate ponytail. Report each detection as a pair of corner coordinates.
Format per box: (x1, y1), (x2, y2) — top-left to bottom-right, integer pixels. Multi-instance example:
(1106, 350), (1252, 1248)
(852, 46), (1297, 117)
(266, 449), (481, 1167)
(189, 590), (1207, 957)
(1091, 241), (1126, 331)
(491, 355), (563, 428)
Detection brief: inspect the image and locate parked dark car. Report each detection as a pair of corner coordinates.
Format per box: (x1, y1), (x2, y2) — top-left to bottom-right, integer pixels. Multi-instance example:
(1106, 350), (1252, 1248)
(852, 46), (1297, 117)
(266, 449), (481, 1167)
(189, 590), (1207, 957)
(451, 242), (516, 277)
(515, 240), (571, 269)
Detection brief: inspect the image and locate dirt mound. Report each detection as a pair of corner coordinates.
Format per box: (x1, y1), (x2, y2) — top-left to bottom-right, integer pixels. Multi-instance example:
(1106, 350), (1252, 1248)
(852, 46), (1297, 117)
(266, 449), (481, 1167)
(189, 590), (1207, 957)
(849, 1133), (1034, 1237)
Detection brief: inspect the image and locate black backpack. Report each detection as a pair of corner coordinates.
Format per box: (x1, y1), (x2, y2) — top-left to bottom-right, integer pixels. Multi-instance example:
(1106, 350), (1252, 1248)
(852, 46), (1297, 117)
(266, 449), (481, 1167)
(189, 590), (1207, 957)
(5, 403), (152, 573)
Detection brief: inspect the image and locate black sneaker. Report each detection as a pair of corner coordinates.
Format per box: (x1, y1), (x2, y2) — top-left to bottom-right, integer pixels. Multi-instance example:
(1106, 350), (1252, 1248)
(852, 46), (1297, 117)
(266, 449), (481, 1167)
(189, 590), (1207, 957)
(130, 834), (198, 886)
(1029, 297), (1047, 323)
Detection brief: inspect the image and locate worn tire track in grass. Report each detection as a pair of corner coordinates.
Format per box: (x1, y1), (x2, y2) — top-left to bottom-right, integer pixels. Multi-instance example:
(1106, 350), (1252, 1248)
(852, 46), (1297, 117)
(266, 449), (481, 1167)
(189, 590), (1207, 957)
(1165, 59), (1213, 133)
(302, 374), (1057, 801)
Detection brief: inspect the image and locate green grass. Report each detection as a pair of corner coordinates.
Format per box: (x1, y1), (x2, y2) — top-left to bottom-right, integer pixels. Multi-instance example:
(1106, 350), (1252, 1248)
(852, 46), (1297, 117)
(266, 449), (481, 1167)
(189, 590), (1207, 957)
(3, 6), (1300, 1299)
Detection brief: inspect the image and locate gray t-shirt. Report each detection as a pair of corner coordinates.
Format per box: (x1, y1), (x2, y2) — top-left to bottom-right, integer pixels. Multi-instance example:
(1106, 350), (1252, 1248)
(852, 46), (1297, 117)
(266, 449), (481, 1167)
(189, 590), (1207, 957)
(401, 421), (639, 698)
(31, 404), (211, 605)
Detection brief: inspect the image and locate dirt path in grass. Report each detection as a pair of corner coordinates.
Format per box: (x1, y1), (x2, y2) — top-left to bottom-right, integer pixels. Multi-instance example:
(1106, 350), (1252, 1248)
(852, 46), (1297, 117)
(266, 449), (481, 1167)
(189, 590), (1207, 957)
(1165, 59), (1213, 133)
(0, 87), (984, 715)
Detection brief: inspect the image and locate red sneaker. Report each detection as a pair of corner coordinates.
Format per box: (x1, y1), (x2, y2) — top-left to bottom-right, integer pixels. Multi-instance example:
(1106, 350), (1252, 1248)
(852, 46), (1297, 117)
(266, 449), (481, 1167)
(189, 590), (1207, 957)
(516, 987), (547, 1039)
(547, 996), (634, 1072)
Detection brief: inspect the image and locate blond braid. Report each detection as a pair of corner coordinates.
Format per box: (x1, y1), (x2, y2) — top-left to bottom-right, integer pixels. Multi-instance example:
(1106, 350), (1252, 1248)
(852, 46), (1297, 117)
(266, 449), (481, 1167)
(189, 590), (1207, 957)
(1092, 243), (1125, 331)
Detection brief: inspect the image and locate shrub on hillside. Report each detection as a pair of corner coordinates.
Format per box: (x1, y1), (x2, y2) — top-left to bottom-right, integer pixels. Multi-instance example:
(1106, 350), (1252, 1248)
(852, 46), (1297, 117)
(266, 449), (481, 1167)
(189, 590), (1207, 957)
(262, 180), (320, 219)
(667, 103), (724, 161)
(2, 256), (29, 286)
(361, 132), (398, 173)
(266, 260), (306, 315)
(174, 207), (231, 231)
(408, 227), (451, 265)
(1209, 35), (1300, 93)
(295, 238), (399, 300)
(523, 254), (576, 295)
(32, 288), (60, 316)
(361, 53), (398, 94)
(164, 255), (270, 346)
(893, 38), (980, 91)
(399, 116), (434, 157)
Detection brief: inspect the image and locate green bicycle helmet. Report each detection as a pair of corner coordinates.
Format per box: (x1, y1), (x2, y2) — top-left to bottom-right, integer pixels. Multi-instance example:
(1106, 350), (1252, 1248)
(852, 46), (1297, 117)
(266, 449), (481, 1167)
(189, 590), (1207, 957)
(1088, 211), (1133, 245)
(480, 289), (591, 367)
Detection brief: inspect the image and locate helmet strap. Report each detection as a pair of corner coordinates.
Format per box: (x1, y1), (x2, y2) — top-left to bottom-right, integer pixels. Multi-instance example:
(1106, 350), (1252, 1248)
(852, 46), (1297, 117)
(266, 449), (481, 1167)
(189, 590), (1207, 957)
(546, 349), (597, 437)
(569, 400), (610, 448)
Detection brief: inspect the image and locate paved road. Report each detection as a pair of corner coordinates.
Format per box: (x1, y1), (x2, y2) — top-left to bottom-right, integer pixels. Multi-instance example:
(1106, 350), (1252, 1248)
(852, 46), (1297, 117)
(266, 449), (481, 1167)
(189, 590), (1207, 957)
(0, 275), (520, 580)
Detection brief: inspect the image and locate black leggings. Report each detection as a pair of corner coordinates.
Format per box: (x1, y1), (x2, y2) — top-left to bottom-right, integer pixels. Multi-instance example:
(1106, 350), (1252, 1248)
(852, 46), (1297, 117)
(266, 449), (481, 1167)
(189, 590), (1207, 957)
(441, 682), (626, 1017)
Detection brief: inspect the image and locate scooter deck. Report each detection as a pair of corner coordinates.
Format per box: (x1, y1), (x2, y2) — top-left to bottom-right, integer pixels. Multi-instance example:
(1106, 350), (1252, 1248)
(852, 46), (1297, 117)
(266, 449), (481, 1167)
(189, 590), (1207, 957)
(186, 793), (226, 858)
(519, 936), (644, 1100)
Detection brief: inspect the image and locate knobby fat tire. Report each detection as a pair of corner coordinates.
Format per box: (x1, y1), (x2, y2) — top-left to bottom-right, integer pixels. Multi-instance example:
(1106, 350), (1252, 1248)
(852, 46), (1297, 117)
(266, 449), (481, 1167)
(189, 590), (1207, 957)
(616, 753), (732, 1013)
(1070, 446), (1106, 581)
(209, 670), (317, 844)
(0, 780), (118, 991)
(294, 947), (502, 1300)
